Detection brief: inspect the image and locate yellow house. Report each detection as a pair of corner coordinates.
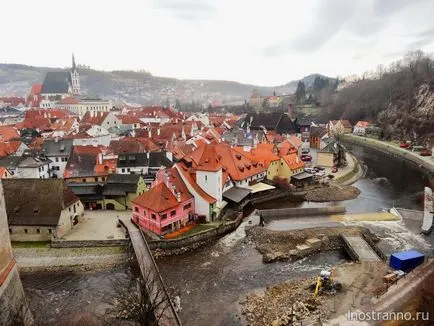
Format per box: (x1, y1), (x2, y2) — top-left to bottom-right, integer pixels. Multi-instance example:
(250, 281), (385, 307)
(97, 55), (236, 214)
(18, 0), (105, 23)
(279, 153), (305, 181)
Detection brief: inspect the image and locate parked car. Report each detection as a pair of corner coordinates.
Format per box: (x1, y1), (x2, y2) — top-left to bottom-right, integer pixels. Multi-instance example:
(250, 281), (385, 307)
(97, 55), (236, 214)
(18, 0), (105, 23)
(301, 154), (312, 162)
(315, 171), (326, 177)
(304, 167), (316, 174)
(302, 148), (310, 154)
(420, 149), (432, 156)
(314, 166), (325, 171)
(399, 143), (410, 148)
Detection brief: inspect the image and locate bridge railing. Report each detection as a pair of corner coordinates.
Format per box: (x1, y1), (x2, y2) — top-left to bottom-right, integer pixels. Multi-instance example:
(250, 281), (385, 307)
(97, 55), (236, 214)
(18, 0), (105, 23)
(340, 234), (360, 261)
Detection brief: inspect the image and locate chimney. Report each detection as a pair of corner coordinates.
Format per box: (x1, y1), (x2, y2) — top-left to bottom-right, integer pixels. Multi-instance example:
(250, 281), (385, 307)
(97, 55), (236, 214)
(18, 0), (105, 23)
(176, 192), (181, 203)
(146, 152), (150, 159)
(148, 129), (152, 138)
(171, 184), (176, 195)
(98, 153), (103, 165)
(157, 127), (161, 136)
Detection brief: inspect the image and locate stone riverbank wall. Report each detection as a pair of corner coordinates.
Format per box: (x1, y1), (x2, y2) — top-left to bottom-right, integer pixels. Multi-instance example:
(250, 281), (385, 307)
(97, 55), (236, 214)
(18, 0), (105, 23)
(51, 239), (129, 248)
(147, 212), (244, 250)
(341, 135), (434, 176)
(259, 206), (346, 220)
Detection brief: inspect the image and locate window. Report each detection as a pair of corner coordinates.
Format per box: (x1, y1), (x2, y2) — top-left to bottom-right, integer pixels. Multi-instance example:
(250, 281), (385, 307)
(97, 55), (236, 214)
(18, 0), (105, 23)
(122, 168), (125, 173)
(69, 207), (71, 212)
(143, 210), (146, 216)
(205, 175), (207, 181)
(183, 203), (191, 210)
(24, 229), (28, 233)
(161, 213), (167, 220)
(62, 157), (68, 162)
(134, 207), (139, 212)
(151, 214), (156, 220)
(82, 179), (86, 182)
(49, 229), (52, 234)
(37, 229), (40, 234)
(281, 162), (283, 166)
(95, 177), (98, 182)
(171, 210), (176, 216)
(9, 228), (12, 234)
(55, 157), (59, 162)
(73, 204), (76, 213)
(127, 168), (131, 172)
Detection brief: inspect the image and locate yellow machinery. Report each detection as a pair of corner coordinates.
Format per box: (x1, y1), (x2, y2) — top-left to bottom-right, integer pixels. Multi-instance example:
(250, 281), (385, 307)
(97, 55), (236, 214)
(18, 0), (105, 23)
(312, 270), (342, 299)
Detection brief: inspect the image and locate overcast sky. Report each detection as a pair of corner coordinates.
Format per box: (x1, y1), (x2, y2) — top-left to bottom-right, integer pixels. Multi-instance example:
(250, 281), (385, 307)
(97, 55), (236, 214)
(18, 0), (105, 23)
(1, 0), (434, 86)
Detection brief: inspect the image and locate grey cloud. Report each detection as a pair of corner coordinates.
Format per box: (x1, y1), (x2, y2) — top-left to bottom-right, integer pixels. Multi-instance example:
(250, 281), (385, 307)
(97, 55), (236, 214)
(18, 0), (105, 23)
(405, 38), (433, 51)
(156, 0), (215, 21)
(263, 0), (356, 56)
(416, 27), (434, 38)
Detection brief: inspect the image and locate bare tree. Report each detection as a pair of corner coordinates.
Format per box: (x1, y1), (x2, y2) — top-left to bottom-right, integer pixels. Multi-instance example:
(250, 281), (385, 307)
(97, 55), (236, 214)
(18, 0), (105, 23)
(109, 251), (171, 326)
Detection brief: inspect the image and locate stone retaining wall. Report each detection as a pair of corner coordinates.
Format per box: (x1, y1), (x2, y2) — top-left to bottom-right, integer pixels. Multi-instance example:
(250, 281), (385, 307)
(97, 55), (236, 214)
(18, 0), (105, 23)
(148, 213), (244, 250)
(50, 239), (129, 248)
(259, 206), (345, 220)
(341, 135), (434, 174)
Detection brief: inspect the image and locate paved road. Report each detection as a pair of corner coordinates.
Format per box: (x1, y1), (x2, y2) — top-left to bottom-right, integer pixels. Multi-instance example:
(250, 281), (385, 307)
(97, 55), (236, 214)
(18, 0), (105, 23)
(342, 236), (380, 261)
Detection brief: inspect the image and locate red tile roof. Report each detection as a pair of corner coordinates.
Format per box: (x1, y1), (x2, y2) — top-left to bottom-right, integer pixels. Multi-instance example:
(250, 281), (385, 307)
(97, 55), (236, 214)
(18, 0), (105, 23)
(282, 153), (304, 171)
(355, 121), (369, 128)
(155, 167), (193, 203)
(0, 141), (23, 158)
(0, 126), (19, 142)
(234, 146), (280, 169)
(80, 111), (110, 126)
(132, 182), (180, 213)
(118, 115), (142, 125)
(25, 109), (70, 120)
(30, 83), (43, 95)
(59, 97), (79, 105)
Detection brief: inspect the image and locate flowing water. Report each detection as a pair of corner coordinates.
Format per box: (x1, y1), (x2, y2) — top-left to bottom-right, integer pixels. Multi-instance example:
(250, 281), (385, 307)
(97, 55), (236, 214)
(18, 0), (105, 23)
(21, 144), (430, 325)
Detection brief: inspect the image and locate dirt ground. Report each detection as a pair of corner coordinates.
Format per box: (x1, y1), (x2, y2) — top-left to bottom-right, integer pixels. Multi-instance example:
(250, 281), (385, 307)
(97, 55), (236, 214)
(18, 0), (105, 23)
(240, 261), (390, 326)
(305, 184), (361, 202)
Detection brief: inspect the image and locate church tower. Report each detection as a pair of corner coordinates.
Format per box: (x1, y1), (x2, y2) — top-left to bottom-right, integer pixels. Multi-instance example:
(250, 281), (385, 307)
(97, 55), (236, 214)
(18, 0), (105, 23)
(70, 54), (80, 96)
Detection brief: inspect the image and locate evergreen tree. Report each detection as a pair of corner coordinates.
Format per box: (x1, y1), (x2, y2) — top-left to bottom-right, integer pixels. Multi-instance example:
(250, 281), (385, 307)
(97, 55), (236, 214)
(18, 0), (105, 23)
(295, 81), (306, 104)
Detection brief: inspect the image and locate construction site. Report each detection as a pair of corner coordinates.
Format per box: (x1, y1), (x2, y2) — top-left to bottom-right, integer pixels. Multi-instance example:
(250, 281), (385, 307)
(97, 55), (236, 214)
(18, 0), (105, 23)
(239, 191), (434, 326)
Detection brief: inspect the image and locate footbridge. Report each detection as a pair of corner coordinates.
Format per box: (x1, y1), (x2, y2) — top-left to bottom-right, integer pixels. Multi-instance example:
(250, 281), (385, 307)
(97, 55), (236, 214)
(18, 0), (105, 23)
(119, 219), (182, 326)
(341, 235), (381, 261)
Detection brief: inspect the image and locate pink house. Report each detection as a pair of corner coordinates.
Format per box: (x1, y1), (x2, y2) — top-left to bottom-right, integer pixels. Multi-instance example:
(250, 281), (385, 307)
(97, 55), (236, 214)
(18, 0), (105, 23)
(131, 168), (194, 235)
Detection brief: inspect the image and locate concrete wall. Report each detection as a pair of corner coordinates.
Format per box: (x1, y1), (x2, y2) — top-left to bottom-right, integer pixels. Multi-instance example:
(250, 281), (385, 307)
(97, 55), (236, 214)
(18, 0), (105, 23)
(51, 239), (129, 248)
(317, 152), (334, 167)
(259, 206), (346, 219)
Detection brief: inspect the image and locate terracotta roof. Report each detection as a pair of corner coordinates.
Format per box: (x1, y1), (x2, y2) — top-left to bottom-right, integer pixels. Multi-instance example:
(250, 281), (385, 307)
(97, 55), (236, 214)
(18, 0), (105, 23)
(234, 146), (279, 169)
(25, 109), (70, 120)
(186, 143), (266, 181)
(132, 182), (180, 213)
(355, 121), (369, 128)
(30, 83), (42, 95)
(59, 97), (79, 105)
(118, 115), (142, 125)
(155, 167), (193, 203)
(80, 111), (110, 126)
(28, 137), (44, 150)
(95, 158), (117, 174)
(119, 137), (160, 152)
(0, 126), (19, 142)
(282, 153), (304, 171)
(278, 140), (298, 156)
(72, 145), (106, 155)
(286, 135), (302, 149)
(0, 141), (23, 158)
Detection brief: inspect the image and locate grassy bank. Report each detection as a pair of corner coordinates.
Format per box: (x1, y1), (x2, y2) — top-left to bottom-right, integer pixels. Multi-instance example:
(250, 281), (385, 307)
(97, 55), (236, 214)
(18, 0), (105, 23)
(334, 156), (361, 184)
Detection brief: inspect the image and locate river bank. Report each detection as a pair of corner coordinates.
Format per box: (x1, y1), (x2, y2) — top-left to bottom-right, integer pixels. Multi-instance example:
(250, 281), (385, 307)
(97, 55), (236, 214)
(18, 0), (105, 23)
(13, 246), (129, 272)
(341, 134), (434, 174)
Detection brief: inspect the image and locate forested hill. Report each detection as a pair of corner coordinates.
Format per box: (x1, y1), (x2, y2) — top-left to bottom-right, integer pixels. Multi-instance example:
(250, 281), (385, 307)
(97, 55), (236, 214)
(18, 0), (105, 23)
(322, 51), (434, 142)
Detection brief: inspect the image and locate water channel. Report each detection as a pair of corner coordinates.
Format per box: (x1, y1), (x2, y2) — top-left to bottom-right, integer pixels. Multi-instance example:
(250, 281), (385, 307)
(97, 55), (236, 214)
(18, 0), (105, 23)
(21, 144), (431, 325)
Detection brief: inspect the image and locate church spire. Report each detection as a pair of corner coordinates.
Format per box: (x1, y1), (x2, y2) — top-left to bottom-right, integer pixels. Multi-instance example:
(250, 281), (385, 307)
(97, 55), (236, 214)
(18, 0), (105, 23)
(72, 53), (76, 71)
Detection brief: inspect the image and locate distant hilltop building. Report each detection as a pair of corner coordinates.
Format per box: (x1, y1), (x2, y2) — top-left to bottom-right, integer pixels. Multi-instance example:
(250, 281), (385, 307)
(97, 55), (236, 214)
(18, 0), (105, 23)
(41, 54), (80, 100)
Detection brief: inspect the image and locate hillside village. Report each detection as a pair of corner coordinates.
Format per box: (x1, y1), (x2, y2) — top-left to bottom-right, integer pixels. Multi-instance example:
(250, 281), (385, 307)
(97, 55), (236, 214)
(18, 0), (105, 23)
(0, 55), (433, 326)
(0, 56), (372, 240)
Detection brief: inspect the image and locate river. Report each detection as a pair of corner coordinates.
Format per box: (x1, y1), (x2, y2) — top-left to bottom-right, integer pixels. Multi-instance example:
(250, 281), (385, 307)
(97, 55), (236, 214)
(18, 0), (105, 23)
(21, 144), (430, 325)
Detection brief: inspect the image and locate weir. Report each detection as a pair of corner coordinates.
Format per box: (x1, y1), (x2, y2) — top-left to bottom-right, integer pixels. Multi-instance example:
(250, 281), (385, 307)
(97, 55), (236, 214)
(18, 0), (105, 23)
(119, 219), (182, 326)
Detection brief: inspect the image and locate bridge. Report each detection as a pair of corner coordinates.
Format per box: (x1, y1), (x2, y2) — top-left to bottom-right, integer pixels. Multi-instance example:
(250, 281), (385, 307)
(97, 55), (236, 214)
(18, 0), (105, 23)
(119, 218), (182, 326)
(341, 235), (381, 261)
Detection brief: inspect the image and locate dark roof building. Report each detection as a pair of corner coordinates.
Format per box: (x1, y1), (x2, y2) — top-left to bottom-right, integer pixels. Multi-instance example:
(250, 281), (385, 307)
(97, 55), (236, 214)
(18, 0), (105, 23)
(42, 139), (74, 157)
(117, 152), (173, 170)
(238, 113), (297, 135)
(3, 179), (79, 226)
(41, 72), (72, 95)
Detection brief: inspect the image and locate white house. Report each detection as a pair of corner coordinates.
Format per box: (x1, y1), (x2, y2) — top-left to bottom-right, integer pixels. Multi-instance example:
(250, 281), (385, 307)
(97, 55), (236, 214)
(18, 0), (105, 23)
(42, 139), (74, 178)
(353, 121), (370, 136)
